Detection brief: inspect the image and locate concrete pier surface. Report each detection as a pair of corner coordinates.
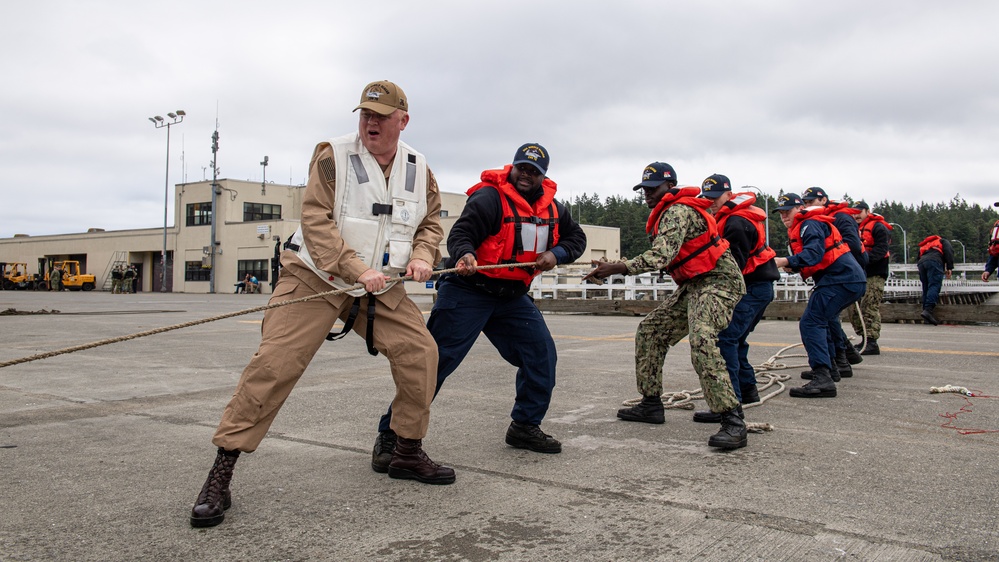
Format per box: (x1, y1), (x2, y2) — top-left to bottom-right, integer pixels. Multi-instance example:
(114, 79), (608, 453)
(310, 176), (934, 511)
(1, 291), (997, 561)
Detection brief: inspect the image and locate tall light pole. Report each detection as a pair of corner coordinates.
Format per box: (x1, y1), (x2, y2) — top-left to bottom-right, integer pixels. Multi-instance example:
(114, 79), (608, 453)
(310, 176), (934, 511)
(260, 155), (269, 195)
(889, 222), (907, 279)
(149, 110), (186, 292)
(950, 239), (966, 264)
(742, 185), (769, 247)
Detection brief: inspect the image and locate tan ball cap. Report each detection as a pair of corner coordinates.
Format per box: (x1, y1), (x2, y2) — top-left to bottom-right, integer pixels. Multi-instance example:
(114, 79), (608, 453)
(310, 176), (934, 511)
(354, 80), (408, 115)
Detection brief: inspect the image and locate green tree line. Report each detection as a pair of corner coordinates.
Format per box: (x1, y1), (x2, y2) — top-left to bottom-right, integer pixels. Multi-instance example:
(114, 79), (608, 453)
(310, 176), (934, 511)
(560, 192), (999, 265)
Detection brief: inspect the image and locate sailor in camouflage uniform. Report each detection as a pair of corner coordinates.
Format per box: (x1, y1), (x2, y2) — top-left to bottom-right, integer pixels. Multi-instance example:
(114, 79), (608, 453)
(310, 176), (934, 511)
(584, 162), (748, 450)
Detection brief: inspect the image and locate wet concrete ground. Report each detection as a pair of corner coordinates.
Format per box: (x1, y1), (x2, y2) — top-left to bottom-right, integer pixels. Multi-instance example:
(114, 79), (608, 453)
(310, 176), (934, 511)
(1, 290), (997, 561)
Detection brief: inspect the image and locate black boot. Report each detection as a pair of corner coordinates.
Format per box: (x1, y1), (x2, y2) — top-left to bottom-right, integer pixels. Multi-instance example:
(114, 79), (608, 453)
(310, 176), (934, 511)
(190, 447), (240, 528)
(708, 408), (747, 449)
(802, 366), (840, 382)
(921, 308), (939, 325)
(505, 422), (562, 453)
(740, 384), (761, 405)
(388, 437), (456, 485)
(617, 395), (665, 424)
(835, 348), (854, 378)
(692, 410), (721, 423)
(371, 430), (396, 473)
(789, 366), (837, 398)
(860, 339), (880, 355)
(844, 344), (863, 365)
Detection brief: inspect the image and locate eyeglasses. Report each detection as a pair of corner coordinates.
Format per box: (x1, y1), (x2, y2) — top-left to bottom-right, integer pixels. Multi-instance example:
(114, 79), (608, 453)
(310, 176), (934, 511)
(515, 164), (542, 177)
(359, 110), (390, 122)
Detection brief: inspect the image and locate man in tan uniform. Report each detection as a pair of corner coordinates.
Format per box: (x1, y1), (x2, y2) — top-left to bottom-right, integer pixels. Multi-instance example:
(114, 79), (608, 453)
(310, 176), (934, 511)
(190, 80), (455, 529)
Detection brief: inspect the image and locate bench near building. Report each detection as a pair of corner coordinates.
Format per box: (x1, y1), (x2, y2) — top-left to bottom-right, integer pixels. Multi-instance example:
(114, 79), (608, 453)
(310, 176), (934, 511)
(0, 179), (620, 295)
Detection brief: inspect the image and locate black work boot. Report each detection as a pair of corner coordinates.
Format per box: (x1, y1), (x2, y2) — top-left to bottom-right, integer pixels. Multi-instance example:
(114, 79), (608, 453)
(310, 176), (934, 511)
(740, 384), (761, 405)
(921, 308), (939, 325)
(861, 339), (880, 355)
(371, 430), (396, 473)
(835, 348), (854, 378)
(388, 437), (456, 485)
(692, 410), (721, 423)
(844, 344), (863, 365)
(802, 367), (840, 382)
(190, 447), (240, 528)
(617, 395), (665, 424)
(708, 407), (748, 449)
(505, 422), (562, 454)
(789, 366), (837, 398)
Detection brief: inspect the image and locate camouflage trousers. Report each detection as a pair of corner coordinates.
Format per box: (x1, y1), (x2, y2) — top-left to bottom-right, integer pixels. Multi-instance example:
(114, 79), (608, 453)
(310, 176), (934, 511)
(634, 274), (742, 413)
(849, 275), (885, 340)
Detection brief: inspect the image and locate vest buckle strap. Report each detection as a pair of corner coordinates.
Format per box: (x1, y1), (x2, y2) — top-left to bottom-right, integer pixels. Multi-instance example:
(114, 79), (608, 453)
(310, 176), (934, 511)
(372, 203), (394, 216)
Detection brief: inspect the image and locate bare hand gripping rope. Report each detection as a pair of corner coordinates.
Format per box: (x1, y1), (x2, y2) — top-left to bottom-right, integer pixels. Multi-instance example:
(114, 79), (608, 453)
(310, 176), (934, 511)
(0, 262), (538, 370)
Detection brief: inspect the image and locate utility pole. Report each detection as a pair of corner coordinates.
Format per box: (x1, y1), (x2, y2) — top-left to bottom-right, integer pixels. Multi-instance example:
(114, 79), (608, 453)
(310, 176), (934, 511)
(210, 126), (220, 294)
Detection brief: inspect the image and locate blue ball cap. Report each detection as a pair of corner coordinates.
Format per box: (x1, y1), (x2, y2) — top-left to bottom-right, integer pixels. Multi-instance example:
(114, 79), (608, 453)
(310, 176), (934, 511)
(633, 162), (677, 191)
(512, 143), (550, 176)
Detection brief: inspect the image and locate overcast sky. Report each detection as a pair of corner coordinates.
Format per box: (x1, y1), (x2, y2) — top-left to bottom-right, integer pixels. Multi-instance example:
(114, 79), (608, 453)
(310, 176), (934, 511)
(2, 0), (998, 237)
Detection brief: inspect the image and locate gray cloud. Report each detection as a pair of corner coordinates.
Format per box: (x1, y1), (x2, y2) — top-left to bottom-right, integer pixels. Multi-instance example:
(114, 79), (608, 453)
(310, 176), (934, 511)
(2, 0), (998, 237)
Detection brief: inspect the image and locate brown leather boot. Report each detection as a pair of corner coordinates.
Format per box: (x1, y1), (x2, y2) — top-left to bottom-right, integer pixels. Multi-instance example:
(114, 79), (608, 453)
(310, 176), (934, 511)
(388, 437), (456, 485)
(190, 447), (240, 528)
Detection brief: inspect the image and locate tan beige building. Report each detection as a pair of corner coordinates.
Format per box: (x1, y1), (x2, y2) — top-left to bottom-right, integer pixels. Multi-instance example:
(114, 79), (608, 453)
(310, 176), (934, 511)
(0, 179), (619, 294)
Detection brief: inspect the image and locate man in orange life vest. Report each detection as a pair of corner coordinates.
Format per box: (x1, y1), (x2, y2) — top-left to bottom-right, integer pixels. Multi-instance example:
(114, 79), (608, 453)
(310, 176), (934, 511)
(690, 175), (780, 424)
(916, 235), (954, 325)
(774, 193), (866, 398)
(983, 215), (999, 282)
(850, 201), (892, 354)
(800, 187), (866, 376)
(583, 163), (748, 450)
(371, 143), (587, 468)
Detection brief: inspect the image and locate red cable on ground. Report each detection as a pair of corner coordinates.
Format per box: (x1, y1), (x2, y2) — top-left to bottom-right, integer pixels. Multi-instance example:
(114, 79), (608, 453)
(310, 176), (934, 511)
(938, 391), (999, 435)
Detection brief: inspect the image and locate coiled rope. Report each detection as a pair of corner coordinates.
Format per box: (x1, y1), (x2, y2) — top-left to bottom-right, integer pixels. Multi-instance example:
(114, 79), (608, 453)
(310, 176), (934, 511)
(0, 262), (537, 370)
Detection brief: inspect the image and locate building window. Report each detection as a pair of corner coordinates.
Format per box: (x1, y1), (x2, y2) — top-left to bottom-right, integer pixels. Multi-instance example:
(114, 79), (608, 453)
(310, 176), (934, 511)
(184, 261), (211, 281)
(243, 202), (281, 222)
(237, 260), (269, 282)
(186, 202), (213, 226)
(439, 210), (449, 218)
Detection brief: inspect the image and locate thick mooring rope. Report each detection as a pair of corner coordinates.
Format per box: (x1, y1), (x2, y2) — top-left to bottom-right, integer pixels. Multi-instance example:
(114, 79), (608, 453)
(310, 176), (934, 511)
(0, 262), (537, 370)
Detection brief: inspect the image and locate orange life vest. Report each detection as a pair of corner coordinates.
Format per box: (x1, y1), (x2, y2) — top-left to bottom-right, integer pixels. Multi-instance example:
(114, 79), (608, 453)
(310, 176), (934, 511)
(858, 213), (892, 257)
(714, 192), (777, 275)
(468, 165), (560, 286)
(646, 186), (730, 283)
(918, 235), (943, 258)
(788, 207), (849, 280)
(989, 220), (999, 257)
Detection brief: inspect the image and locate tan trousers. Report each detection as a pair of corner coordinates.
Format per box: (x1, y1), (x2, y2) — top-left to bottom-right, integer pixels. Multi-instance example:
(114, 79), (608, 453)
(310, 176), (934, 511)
(212, 272), (437, 452)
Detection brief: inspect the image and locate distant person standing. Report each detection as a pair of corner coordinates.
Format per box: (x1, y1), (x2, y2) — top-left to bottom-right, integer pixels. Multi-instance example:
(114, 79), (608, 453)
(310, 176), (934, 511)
(123, 265), (136, 294)
(849, 201), (891, 354)
(111, 266), (124, 294)
(916, 236), (954, 325)
(49, 265), (62, 292)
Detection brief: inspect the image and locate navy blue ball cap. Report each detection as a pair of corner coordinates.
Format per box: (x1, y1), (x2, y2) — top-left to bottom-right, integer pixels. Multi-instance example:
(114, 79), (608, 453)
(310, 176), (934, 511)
(775, 193), (804, 211)
(633, 162), (677, 191)
(802, 186), (828, 201)
(700, 174), (732, 199)
(512, 143), (550, 176)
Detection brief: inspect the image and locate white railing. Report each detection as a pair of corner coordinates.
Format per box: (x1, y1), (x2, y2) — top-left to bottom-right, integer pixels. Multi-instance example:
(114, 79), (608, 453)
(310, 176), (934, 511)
(532, 263), (999, 302)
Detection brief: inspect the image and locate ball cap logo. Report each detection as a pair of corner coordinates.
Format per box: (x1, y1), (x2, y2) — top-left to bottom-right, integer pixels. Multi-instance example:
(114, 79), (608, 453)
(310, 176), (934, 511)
(644, 165), (671, 180)
(521, 145), (546, 161)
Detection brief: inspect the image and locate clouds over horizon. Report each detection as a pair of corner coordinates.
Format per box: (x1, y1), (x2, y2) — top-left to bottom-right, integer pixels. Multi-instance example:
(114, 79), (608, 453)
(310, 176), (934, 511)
(2, 0), (997, 237)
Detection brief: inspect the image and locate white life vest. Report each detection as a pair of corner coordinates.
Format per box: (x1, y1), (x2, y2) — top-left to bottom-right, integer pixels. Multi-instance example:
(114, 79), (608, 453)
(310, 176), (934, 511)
(290, 133), (428, 296)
